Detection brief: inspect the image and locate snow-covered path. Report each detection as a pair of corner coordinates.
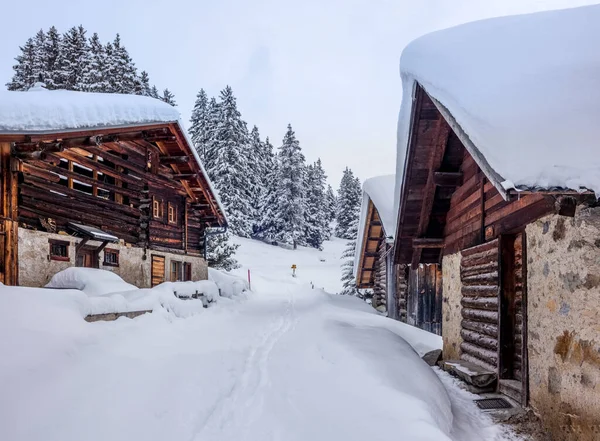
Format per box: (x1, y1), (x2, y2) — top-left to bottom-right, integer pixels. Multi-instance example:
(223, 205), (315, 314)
(1, 238), (515, 441)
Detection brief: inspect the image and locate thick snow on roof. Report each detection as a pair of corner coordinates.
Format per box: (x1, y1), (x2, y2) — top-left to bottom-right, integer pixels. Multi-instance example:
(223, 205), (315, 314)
(353, 174), (396, 277)
(0, 85), (179, 133)
(396, 5), (600, 202)
(0, 86), (227, 224)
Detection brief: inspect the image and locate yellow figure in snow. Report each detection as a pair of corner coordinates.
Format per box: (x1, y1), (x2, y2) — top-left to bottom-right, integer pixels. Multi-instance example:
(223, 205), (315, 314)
(291, 264), (297, 278)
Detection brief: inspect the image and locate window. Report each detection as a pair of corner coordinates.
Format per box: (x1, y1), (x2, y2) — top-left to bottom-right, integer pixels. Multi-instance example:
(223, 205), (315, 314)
(170, 261), (192, 281)
(49, 239), (70, 261)
(168, 203), (177, 224)
(153, 198), (163, 219)
(170, 261), (182, 282)
(103, 249), (119, 267)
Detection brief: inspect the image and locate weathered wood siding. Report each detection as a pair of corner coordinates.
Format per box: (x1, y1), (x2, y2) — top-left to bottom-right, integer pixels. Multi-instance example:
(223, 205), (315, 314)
(406, 264), (442, 335)
(459, 239), (499, 372)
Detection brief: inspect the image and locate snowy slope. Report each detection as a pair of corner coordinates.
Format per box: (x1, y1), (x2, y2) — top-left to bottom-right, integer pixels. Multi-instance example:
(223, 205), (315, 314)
(396, 4), (600, 200)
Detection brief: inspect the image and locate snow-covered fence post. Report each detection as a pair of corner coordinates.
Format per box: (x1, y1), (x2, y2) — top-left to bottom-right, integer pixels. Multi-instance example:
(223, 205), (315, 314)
(247, 269), (251, 291)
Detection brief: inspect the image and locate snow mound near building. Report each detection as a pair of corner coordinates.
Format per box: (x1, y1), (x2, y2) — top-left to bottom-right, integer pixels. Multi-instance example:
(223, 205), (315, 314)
(0, 86), (179, 133)
(46, 267), (137, 296)
(397, 4), (600, 200)
(208, 267), (248, 298)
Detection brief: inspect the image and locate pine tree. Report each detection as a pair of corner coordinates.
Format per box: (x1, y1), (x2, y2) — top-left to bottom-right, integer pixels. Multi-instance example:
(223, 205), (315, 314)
(325, 184), (337, 222)
(43, 26), (62, 89)
(82, 33), (108, 92)
(248, 125), (266, 231)
(6, 38), (36, 90)
(161, 88), (177, 106)
(107, 34), (138, 93)
(31, 30), (47, 84)
(137, 71), (152, 96)
(202, 97), (221, 170)
(335, 167), (362, 239)
(340, 218), (360, 295)
(304, 159), (330, 249)
(267, 124), (306, 249)
(189, 89), (209, 161)
(254, 137), (278, 240)
(207, 86), (254, 237)
(206, 230), (240, 271)
(150, 85), (160, 99)
(57, 25), (89, 90)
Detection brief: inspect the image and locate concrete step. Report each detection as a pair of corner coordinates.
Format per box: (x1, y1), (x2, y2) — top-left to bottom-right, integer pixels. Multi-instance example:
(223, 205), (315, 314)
(440, 359), (497, 388)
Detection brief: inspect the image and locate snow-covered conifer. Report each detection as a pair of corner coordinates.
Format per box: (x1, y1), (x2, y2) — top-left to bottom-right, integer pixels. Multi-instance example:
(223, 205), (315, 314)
(82, 33), (108, 92)
(161, 88), (177, 106)
(57, 25), (89, 91)
(304, 159), (330, 249)
(43, 26), (62, 89)
(189, 89), (209, 161)
(206, 230), (240, 271)
(138, 71), (152, 96)
(339, 218), (359, 295)
(325, 184), (337, 222)
(6, 38), (36, 91)
(335, 167), (362, 239)
(31, 30), (47, 85)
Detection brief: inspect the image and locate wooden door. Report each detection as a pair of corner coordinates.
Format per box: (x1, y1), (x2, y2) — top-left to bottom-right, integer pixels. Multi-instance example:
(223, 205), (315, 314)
(459, 239), (500, 372)
(406, 264), (443, 335)
(499, 233), (528, 404)
(151, 255), (165, 287)
(76, 248), (98, 268)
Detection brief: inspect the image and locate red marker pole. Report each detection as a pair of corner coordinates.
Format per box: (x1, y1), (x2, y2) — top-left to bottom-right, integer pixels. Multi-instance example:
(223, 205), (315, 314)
(247, 269), (251, 291)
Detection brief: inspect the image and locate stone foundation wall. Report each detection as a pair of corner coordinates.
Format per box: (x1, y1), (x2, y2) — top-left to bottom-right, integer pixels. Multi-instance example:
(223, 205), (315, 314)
(526, 207), (600, 441)
(441, 252), (463, 360)
(18, 228), (208, 288)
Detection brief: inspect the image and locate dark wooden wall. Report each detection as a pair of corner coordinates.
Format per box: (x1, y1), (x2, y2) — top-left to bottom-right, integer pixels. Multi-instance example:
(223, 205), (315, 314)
(406, 264), (443, 335)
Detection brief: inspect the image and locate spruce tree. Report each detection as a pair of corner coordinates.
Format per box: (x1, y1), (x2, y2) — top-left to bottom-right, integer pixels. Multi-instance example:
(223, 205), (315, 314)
(270, 124), (306, 249)
(189, 89), (209, 161)
(6, 38), (36, 90)
(340, 218), (360, 295)
(32, 30), (47, 84)
(107, 34), (138, 93)
(254, 137), (278, 241)
(304, 159), (330, 249)
(335, 167), (362, 239)
(207, 86), (254, 237)
(161, 88), (177, 106)
(82, 33), (108, 92)
(248, 125), (265, 231)
(138, 71), (152, 96)
(43, 26), (62, 89)
(57, 25), (89, 90)
(325, 184), (337, 222)
(150, 85), (160, 99)
(206, 230), (240, 271)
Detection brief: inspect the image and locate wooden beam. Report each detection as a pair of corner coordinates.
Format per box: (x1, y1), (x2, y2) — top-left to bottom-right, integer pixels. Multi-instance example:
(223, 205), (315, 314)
(76, 238), (89, 253)
(412, 238), (444, 248)
(159, 155), (189, 165)
(433, 171), (463, 187)
(172, 173), (197, 180)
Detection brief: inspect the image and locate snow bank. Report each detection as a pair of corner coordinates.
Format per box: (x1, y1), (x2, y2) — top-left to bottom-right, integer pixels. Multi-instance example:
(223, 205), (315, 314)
(0, 85), (179, 133)
(396, 4), (600, 203)
(208, 267), (249, 298)
(353, 174), (396, 277)
(46, 267), (137, 296)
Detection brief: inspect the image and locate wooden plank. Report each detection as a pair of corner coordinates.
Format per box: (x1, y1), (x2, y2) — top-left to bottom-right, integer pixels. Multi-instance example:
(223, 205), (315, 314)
(412, 238), (444, 248)
(433, 171), (463, 187)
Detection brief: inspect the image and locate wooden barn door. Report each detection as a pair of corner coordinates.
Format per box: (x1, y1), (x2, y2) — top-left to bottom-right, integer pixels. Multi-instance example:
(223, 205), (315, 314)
(459, 239), (500, 373)
(151, 255), (165, 287)
(499, 233), (528, 405)
(406, 264), (443, 335)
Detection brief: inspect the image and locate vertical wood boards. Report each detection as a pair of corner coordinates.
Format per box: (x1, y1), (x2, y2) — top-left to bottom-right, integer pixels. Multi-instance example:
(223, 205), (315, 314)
(151, 255), (165, 287)
(406, 264), (443, 335)
(1, 143), (18, 285)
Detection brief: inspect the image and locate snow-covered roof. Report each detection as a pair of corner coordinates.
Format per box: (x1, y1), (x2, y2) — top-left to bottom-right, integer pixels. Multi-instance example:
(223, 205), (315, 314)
(353, 174), (395, 278)
(0, 84), (179, 133)
(395, 4), (600, 219)
(0, 86), (227, 224)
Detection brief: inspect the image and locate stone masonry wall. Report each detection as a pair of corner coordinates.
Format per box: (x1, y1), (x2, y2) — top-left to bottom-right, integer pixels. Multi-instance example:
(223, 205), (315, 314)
(442, 252), (463, 360)
(525, 207), (600, 441)
(18, 228), (208, 288)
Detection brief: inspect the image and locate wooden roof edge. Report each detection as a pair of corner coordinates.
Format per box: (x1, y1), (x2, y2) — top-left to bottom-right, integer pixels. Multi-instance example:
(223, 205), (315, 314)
(356, 200), (375, 287)
(393, 81), (423, 264)
(424, 88), (509, 202)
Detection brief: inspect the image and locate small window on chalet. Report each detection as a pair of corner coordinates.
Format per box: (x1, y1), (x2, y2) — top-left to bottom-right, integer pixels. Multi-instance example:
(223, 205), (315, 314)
(170, 261), (182, 282)
(49, 239), (70, 262)
(103, 249), (119, 267)
(153, 199), (164, 219)
(168, 203), (177, 224)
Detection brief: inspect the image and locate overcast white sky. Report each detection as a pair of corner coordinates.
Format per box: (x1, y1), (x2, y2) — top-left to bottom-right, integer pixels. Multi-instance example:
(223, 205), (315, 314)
(1, 0), (597, 186)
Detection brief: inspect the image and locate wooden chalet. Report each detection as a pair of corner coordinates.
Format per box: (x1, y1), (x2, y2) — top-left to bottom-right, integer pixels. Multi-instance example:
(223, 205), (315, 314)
(354, 175), (398, 317)
(391, 81), (600, 438)
(0, 88), (225, 288)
